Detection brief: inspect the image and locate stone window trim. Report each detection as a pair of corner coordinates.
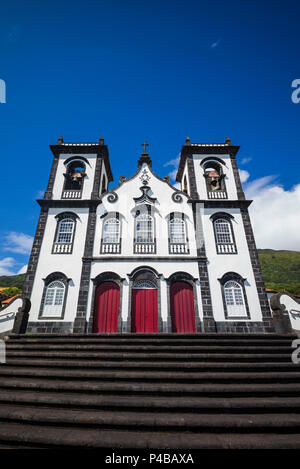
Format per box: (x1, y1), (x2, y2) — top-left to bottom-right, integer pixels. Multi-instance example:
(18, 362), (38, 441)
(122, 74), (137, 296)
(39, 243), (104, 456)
(100, 212), (122, 254)
(210, 212), (238, 255)
(52, 212), (79, 255)
(133, 205), (156, 254)
(218, 272), (250, 320)
(167, 212), (190, 254)
(87, 272), (125, 333)
(127, 266), (162, 332)
(165, 272), (201, 332)
(38, 271), (71, 320)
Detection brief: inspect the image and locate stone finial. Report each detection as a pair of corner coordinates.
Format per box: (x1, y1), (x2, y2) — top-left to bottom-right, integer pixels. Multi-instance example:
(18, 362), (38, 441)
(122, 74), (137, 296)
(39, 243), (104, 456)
(164, 176), (170, 183)
(99, 135), (104, 145)
(57, 136), (63, 144)
(185, 136), (191, 145)
(225, 136), (232, 145)
(119, 175), (126, 184)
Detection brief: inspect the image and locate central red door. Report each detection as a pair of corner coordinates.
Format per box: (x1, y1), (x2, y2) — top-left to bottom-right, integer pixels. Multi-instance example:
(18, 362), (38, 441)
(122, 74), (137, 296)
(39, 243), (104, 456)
(131, 288), (158, 333)
(93, 281), (120, 333)
(170, 281), (196, 333)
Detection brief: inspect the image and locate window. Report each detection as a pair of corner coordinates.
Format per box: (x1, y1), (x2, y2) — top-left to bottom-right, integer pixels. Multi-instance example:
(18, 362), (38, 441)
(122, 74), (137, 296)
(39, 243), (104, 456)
(56, 218), (75, 244)
(101, 175), (107, 194)
(214, 219), (232, 244)
(42, 280), (65, 317)
(183, 176), (188, 194)
(62, 160), (86, 198)
(202, 159), (227, 199)
(103, 218), (120, 244)
(212, 214), (237, 254)
(136, 214), (153, 243)
(224, 280), (246, 317)
(53, 213), (78, 254)
(170, 218), (185, 243)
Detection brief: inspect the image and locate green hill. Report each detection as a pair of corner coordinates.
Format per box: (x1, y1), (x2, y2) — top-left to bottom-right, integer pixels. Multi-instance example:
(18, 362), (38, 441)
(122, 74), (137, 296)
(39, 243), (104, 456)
(258, 249), (300, 296)
(0, 273), (26, 290)
(0, 250), (300, 297)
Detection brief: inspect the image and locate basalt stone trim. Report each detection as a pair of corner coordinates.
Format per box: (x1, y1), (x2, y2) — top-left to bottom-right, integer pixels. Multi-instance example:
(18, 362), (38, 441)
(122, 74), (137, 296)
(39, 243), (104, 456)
(191, 202), (215, 330)
(187, 158), (199, 199)
(241, 207), (273, 323)
(26, 321), (73, 334)
(216, 321), (266, 334)
(44, 156), (59, 200)
(22, 207), (49, 299)
(230, 154), (245, 200)
(74, 207), (97, 333)
(91, 158), (103, 200)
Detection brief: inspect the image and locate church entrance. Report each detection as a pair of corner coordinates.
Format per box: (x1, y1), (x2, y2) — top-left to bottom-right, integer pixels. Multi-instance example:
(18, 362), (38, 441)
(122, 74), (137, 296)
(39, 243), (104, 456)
(170, 281), (196, 333)
(131, 280), (158, 333)
(93, 281), (120, 333)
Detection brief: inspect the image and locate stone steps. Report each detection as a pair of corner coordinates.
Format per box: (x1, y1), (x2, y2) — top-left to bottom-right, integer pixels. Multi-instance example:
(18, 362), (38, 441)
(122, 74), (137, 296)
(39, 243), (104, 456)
(0, 332), (300, 448)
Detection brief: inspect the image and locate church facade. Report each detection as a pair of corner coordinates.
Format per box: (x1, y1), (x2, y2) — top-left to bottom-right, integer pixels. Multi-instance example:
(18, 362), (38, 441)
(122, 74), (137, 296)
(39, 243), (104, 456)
(22, 136), (274, 334)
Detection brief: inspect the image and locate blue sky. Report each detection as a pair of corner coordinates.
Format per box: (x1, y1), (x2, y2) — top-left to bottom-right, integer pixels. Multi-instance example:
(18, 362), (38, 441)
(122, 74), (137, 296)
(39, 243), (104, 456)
(0, 0), (300, 275)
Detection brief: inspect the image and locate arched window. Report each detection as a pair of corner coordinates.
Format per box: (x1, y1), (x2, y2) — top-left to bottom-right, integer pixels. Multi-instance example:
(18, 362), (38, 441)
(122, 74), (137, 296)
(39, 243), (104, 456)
(202, 160), (227, 199)
(62, 160), (86, 198)
(103, 218), (120, 244)
(56, 218), (75, 244)
(170, 218), (186, 243)
(211, 214), (237, 254)
(168, 214), (189, 254)
(136, 214), (153, 243)
(42, 280), (65, 318)
(134, 212), (156, 254)
(101, 215), (121, 254)
(52, 213), (77, 254)
(224, 280), (246, 317)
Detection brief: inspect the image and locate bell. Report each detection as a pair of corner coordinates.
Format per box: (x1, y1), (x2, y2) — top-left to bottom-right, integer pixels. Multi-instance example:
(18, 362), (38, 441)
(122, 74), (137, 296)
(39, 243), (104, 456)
(71, 171), (83, 181)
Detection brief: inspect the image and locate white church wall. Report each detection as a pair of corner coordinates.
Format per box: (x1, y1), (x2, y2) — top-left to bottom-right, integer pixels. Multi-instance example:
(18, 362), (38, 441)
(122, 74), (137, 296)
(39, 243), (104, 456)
(192, 153), (238, 200)
(203, 207), (262, 322)
(52, 153), (97, 200)
(95, 163), (196, 258)
(28, 207), (89, 323)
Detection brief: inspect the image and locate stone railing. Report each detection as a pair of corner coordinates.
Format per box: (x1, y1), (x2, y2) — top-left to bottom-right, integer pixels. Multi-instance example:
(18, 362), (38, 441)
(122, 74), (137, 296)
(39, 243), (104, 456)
(0, 296), (31, 335)
(270, 291), (300, 334)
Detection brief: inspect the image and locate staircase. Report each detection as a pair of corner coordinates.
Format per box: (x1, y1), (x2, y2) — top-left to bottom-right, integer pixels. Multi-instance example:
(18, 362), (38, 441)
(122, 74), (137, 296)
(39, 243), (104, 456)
(1, 333), (300, 449)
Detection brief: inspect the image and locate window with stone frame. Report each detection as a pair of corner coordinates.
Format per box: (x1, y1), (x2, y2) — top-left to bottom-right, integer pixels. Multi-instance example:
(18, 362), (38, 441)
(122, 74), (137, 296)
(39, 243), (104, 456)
(39, 272), (70, 319)
(52, 212), (77, 254)
(224, 280), (246, 317)
(212, 214), (237, 254)
(168, 213), (189, 254)
(101, 214), (121, 254)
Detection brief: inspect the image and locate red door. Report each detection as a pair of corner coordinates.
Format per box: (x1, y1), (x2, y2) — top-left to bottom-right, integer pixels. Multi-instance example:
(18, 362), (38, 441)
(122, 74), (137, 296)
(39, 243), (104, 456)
(170, 281), (196, 333)
(93, 281), (120, 333)
(131, 288), (158, 333)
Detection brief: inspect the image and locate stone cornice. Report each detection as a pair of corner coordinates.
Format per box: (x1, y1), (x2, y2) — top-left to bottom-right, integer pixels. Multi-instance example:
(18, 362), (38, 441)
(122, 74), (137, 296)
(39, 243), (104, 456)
(49, 142), (113, 182)
(188, 199), (252, 208)
(37, 199), (101, 209)
(176, 143), (240, 182)
(82, 256), (207, 262)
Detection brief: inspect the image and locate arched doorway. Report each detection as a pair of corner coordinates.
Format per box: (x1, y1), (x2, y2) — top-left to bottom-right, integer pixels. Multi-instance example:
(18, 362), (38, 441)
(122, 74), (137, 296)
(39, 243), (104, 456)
(93, 281), (120, 333)
(131, 280), (158, 333)
(170, 281), (196, 333)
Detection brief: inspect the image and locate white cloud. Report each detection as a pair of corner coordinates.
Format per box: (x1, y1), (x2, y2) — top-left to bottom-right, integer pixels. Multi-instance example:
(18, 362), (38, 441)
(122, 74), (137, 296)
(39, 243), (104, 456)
(239, 169), (250, 183)
(211, 39), (221, 48)
(241, 157), (252, 165)
(244, 175), (300, 250)
(3, 232), (33, 255)
(17, 265), (28, 274)
(164, 155), (180, 181)
(0, 257), (17, 276)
